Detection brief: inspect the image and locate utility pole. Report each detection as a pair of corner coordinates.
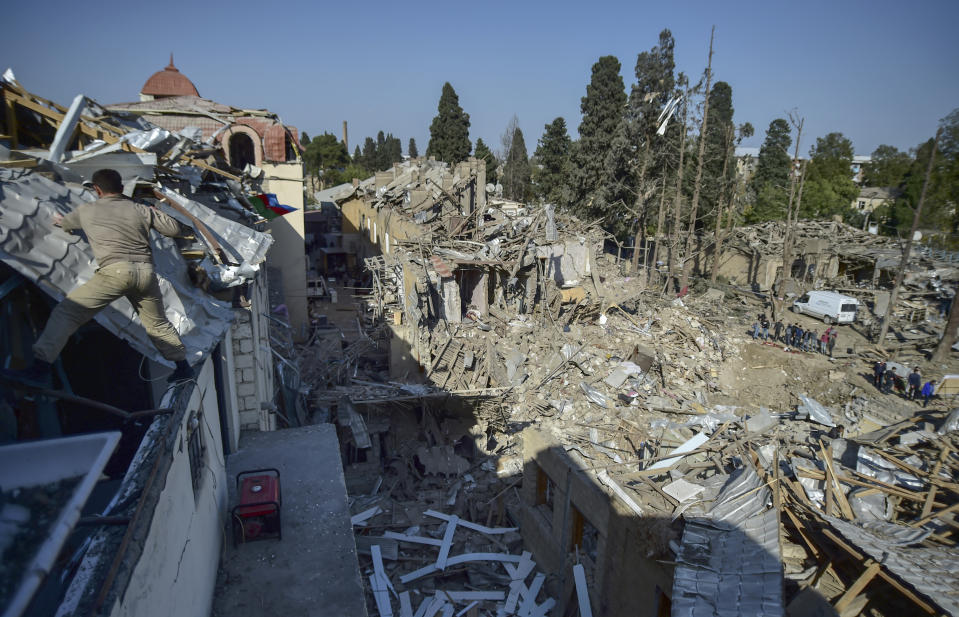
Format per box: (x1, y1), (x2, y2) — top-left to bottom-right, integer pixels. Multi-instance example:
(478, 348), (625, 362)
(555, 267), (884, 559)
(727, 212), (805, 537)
(877, 129), (941, 349)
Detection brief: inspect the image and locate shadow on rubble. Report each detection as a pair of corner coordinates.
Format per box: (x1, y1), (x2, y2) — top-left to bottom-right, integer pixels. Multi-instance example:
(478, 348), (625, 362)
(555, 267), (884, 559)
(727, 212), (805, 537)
(332, 337), (927, 616)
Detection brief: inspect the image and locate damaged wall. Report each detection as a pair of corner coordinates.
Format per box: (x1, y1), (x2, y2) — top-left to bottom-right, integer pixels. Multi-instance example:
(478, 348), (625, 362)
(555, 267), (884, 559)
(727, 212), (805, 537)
(519, 429), (675, 617)
(264, 161), (308, 340)
(230, 272), (275, 430)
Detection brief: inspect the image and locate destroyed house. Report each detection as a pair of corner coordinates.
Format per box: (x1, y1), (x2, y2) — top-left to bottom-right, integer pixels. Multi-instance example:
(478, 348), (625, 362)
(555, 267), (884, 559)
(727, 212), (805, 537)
(317, 157), (959, 616)
(0, 71), (316, 616)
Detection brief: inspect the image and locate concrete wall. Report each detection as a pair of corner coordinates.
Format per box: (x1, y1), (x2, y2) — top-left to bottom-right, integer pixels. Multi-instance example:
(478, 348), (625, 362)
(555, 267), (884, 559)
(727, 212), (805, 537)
(519, 429), (674, 617)
(108, 359), (227, 617)
(230, 273), (275, 431)
(216, 326), (241, 454)
(263, 161), (308, 341)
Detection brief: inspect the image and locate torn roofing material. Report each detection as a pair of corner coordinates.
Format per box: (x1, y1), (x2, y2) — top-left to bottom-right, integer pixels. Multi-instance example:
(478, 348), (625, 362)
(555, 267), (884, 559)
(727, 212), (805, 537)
(826, 516), (959, 616)
(155, 185), (272, 266)
(671, 466), (783, 617)
(0, 167), (235, 365)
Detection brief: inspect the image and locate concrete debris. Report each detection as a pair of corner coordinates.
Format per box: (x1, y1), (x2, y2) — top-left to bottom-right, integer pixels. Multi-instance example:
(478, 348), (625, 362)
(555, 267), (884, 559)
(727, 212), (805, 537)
(301, 158), (958, 615)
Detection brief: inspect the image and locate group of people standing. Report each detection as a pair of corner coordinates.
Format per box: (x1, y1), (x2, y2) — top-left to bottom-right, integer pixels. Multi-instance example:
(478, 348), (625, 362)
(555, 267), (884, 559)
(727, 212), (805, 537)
(872, 361), (937, 406)
(751, 314), (838, 357)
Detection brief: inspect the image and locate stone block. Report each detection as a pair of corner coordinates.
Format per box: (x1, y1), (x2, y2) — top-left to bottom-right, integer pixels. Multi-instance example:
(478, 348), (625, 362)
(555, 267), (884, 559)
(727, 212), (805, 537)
(240, 339), (254, 354)
(237, 383), (256, 397)
(243, 368), (255, 382)
(234, 353), (254, 369)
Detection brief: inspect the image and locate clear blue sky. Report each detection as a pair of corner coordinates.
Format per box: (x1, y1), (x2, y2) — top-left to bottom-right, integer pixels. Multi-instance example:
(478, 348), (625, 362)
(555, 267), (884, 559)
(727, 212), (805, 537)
(4, 0), (958, 158)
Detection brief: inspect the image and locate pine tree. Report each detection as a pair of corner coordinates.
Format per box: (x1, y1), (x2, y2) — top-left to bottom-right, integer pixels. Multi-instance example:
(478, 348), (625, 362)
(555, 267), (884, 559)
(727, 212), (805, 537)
(375, 131), (388, 170)
(426, 82), (471, 164)
(502, 126), (531, 201)
(474, 138), (497, 185)
(534, 117), (571, 205)
(568, 56), (627, 225)
(408, 137), (418, 158)
(361, 137), (377, 171)
(747, 119), (792, 222)
(301, 131), (311, 146)
(353, 145), (361, 164)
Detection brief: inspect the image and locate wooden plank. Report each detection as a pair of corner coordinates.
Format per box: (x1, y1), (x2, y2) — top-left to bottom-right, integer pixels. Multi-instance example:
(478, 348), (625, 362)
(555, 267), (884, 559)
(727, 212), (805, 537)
(383, 531), (444, 547)
(399, 592), (413, 617)
(435, 516), (458, 570)
(425, 510), (518, 534)
(920, 446), (950, 520)
(873, 448), (959, 491)
(518, 573), (545, 616)
(371, 544), (396, 595)
(834, 560), (881, 613)
(454, 601), (478, 617)
(370, 574), (394, 617)
(821, 529), (938, 614)
(910, 501), (959, 528)
(820, 439), (855, 520)
(572, 564), (594, 617)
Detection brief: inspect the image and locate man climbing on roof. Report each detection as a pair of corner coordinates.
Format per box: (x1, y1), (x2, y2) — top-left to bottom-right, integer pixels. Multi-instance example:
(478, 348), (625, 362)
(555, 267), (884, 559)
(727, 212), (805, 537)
(10, 169), (194, 385)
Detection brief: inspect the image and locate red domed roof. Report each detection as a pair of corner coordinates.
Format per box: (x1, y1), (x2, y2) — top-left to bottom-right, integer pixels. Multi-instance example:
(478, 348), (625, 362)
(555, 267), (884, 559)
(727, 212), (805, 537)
(141, 55), (199, 98)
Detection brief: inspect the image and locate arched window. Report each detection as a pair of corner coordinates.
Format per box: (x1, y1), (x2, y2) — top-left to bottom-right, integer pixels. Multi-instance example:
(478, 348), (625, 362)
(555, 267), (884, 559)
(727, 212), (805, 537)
(229, 133), (256, 169)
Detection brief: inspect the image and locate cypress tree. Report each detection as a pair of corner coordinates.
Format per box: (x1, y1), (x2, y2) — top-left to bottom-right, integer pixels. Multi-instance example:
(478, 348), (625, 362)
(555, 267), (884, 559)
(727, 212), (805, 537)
(568, 56), (627, 223)
(426, 82), (472, 164)
(408, 137), (419, 158)
(747, 119), (793, 222)
(474, 138), (497, 184)
(502, 126), (531, 201)
(534, 117), (571, 205)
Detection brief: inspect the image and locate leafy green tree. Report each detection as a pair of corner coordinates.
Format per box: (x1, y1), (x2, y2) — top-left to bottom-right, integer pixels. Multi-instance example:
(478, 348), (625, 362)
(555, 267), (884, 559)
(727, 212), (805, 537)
(502, 125), (531, 201)
(533, 117), (571, 204)
(474, 138), (497, 184)
(801, 132), (859, 218)
(426, 82), (471, 164)
(303, 133), (350, 186)
(568, 55), (628, 224)
(408, 137), (418, 158)
(746, 118), (792, 222)
(863, 145), (912, 187)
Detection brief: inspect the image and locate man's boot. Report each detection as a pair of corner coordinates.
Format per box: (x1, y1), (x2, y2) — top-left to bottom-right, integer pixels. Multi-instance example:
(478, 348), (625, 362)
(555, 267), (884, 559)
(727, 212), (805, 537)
(167, 360), (194, 383)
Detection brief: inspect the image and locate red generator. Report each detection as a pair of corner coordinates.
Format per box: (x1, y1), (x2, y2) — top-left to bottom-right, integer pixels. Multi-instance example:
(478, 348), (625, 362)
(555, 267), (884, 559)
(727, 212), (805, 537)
(232, 468), (282, 546)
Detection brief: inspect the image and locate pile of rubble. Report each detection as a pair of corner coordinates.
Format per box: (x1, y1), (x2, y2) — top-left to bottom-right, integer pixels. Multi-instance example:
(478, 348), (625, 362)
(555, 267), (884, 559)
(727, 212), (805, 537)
(315, 160), (959, 616)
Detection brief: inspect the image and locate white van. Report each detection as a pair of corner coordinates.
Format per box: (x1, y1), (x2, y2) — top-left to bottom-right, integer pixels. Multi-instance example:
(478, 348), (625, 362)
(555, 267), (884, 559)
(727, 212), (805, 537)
(792, 291), (859, 324)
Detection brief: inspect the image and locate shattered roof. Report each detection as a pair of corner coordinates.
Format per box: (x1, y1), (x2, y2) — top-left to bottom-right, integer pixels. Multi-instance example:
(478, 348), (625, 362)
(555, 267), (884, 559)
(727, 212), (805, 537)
(827, 516), (959, 616)
(0, 168), (235, 366)
(672, 466), (783, 617)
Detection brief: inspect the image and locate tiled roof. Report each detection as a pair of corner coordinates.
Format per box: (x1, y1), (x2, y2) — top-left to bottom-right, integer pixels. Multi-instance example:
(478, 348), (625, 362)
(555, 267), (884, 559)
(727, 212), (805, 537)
(140, 58), (199, 97)
(0, 168), (235, 366)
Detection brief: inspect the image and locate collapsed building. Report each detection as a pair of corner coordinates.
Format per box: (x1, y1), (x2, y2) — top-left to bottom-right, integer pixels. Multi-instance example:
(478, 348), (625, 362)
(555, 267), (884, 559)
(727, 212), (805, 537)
(304, 160), (959, 616)
(3, 62), (958, 617)
(0, 69), (323, 616)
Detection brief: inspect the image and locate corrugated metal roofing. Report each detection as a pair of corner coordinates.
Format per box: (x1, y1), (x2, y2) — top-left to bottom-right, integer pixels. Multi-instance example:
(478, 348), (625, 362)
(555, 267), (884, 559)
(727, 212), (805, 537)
(671, 466), (783, 617)
(827, 516), (959, 616)
(0, 168), (235, 366)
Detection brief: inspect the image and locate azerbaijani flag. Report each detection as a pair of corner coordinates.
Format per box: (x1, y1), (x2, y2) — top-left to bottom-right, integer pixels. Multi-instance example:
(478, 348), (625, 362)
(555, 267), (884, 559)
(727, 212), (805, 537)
(250, 193), (297, 220)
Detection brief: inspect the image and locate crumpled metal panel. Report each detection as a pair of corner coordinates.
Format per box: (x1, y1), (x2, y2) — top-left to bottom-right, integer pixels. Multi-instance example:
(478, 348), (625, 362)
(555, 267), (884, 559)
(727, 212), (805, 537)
(156, 185), (273, 266)
(0, 168), (234, 366)
(672, 466), (783, 617)
(826, 516), (959, 616)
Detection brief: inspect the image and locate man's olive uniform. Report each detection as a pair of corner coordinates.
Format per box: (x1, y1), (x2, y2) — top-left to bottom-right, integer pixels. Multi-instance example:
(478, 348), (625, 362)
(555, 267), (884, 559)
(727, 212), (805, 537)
(33, 195), (188, 363)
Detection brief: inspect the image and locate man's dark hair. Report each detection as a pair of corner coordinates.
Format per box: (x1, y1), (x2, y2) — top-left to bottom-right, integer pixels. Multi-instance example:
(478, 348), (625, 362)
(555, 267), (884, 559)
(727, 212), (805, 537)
(91, 169), (123, 194)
